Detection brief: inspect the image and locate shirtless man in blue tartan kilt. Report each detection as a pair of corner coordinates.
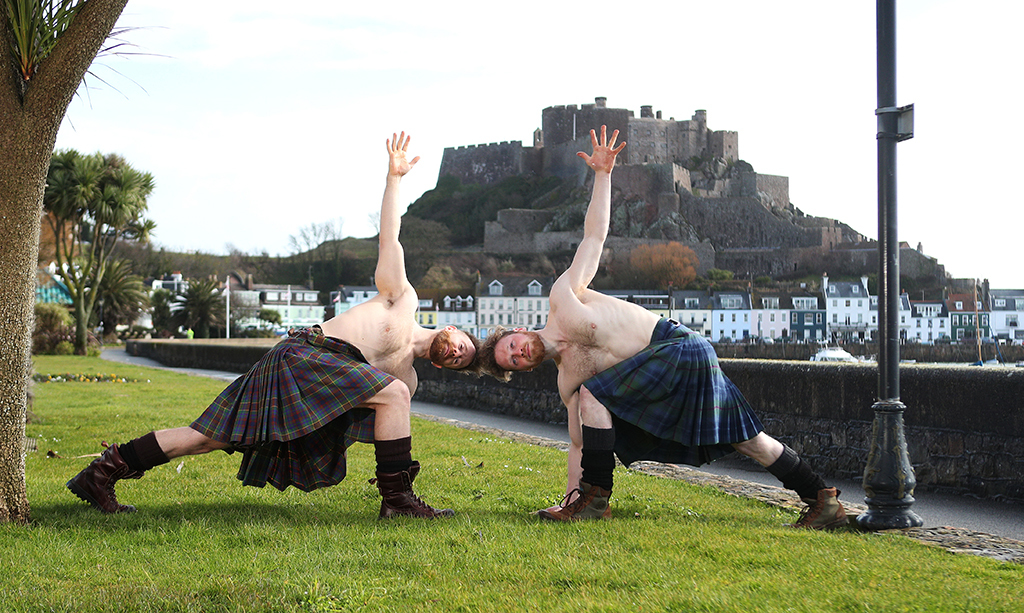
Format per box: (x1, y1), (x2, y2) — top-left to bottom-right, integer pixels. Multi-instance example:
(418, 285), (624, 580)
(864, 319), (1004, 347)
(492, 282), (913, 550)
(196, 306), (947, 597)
(476, 126), (848, 530)
(67, 133), (478, 519)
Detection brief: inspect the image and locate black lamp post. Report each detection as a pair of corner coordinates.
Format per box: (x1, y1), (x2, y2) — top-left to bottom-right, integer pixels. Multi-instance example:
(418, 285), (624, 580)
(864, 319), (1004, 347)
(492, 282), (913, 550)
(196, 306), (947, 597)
(857, 0), (923, 530)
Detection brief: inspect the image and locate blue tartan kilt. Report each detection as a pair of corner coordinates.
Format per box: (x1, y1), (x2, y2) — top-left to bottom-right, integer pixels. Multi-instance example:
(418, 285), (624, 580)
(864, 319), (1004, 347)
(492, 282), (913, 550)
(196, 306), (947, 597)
(190, 326), (394, 492)
(583, 318), (764, 468)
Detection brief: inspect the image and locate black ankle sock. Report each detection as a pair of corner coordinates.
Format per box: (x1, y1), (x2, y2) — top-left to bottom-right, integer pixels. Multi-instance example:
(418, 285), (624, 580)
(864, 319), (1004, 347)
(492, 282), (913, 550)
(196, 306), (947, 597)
(119, 432), (169, 473)
(581, 426), (615, 491)
(767, 445), (826, 500)
(374, 436), (413, 473)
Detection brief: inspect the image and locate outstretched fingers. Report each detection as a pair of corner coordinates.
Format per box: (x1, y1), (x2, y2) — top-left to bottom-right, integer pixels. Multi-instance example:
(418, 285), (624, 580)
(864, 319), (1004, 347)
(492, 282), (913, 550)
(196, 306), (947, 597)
(386, 131), (420, 175)
(577, 125), (626, 170)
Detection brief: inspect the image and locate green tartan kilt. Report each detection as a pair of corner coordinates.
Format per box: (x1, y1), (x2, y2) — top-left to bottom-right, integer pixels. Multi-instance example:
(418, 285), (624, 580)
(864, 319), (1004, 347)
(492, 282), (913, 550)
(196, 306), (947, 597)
(584, 318), (764, 467)
(191, 326), (393, 492)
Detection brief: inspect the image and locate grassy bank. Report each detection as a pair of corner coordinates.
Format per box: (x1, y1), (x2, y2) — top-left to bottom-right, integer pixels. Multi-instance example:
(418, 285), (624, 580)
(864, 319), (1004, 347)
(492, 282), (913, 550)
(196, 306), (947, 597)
(4, 355), (1022, 612)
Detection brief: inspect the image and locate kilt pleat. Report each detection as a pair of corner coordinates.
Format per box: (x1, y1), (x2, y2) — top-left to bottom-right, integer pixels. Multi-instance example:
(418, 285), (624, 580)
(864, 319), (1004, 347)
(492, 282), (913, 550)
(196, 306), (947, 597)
(584, 318), (764, 467)
(191, 327), (393, 491)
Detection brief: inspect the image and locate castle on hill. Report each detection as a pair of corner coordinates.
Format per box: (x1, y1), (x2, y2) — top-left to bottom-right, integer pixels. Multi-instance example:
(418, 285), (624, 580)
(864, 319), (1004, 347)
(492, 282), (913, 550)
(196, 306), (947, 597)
(437, 97), (944, 283)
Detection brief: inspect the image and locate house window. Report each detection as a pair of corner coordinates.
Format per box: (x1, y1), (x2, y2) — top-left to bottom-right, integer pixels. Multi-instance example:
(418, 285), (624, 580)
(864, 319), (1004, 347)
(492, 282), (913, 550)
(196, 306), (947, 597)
(489, 282), (503, 296)
(528, 281), (542, 296)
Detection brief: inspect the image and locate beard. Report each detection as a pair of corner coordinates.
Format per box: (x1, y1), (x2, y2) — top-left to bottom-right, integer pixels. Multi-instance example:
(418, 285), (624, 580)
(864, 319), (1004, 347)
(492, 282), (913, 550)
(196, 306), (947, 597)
(518, 331), (546, 367)
(428, 328), (455, 364)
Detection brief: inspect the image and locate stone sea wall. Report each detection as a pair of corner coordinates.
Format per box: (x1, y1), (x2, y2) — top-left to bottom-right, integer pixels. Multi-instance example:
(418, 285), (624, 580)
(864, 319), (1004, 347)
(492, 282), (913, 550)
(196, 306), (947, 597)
(416, 358), (1024, 502)
(126, 338), (1024, 502)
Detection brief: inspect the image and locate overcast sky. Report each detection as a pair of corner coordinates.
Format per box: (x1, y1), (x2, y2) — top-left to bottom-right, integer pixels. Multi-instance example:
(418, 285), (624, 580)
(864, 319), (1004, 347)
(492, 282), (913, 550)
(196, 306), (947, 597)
(53, 0), (1023, 289)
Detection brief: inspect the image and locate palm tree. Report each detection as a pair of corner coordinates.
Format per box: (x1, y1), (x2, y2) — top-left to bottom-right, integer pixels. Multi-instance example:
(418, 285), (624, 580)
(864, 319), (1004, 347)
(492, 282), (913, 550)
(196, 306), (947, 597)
(149, 288), (175, 337)
(95, 258), (149, 339)
(43, 150), (156, 353)
(0, 0), (130, 523)
(173, 279), (226, 339)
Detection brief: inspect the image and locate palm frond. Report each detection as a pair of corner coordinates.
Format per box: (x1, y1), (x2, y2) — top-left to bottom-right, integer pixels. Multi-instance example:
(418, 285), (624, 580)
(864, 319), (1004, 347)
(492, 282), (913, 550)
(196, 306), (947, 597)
(5, 0), (86, 80)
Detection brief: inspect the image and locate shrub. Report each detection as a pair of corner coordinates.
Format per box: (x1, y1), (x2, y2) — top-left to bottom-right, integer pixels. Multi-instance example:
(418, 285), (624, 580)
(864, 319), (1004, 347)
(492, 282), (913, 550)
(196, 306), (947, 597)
(33, 303), (75, 355)
(53, 341), (74, 355)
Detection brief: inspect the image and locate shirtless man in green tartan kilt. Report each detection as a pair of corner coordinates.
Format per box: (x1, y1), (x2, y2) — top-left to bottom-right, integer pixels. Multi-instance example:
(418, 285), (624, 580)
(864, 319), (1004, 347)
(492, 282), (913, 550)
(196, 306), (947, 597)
(67, 133), (478, 519)
(477, 126), (847, 530)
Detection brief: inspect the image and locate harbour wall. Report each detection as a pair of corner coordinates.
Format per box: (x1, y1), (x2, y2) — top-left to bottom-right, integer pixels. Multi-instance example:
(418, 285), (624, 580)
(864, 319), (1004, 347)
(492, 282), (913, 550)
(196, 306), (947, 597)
(415, 358), (1024, 502)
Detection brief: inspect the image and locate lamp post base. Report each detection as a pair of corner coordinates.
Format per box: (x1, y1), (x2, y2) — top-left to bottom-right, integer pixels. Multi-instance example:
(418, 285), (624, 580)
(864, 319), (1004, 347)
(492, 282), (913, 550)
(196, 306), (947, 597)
(858, 399), (924, 531)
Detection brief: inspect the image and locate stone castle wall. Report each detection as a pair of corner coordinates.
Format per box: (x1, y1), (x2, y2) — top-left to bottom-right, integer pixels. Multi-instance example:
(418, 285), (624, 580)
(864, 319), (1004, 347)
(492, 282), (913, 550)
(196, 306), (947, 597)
(439, 141), (529, 186)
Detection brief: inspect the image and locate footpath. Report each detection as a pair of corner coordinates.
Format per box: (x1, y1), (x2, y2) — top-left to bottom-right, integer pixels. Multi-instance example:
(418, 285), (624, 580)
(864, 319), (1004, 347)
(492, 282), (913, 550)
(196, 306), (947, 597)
(100, 347), (1024, 565)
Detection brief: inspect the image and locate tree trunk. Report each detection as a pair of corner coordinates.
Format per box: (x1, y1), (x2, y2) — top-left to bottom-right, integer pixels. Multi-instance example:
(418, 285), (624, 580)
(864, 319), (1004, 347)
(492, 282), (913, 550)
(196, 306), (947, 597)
(0, 127), (45, 524)
(74, 307), (90, 355)
(0, 0), (131, 523)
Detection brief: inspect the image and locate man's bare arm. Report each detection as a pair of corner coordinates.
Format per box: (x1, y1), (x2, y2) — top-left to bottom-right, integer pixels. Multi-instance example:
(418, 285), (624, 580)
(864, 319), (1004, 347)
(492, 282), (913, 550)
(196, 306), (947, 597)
(374, 132), (421, 299)
(562, 126), (626, 296)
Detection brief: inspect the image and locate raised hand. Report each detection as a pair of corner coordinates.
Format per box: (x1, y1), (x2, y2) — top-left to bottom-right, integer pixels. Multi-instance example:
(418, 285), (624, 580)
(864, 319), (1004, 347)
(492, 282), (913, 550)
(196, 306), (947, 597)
(577, 125), (626, 173)
(386, 131), (421, 178)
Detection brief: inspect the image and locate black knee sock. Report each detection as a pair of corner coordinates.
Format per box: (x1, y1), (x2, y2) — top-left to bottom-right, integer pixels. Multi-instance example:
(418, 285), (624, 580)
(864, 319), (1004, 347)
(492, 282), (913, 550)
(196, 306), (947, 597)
(580, 426), (616, 491)
(119, 432), (170, 473)
(374, 437), (413, 473)
(766, 445), (827, 500)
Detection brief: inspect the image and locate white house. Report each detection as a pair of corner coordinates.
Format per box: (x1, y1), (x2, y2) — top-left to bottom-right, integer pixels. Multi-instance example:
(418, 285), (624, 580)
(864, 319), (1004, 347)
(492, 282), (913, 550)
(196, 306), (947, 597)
(909, 300), (950, 343)
(988, 289), (1024, 343)
(823, 275), (873, 342)
(477, 276), (553, 339)
(671, 290), (713, 337)
(256, 284), (325, 330)
(711, 291), (752, 342)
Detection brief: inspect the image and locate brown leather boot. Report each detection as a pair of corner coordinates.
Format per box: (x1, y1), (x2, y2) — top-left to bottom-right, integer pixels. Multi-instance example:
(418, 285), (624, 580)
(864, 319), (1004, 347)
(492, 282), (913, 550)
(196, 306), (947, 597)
(66, 444), (144, 514)
(537, 481), (612, 521)
(369, 461), (454, 519)
(786, 487), (849, 530)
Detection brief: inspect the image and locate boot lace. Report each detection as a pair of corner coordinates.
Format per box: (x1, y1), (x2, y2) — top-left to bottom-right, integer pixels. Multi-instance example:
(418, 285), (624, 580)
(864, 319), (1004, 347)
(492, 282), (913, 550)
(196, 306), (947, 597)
(558, 487), (589, 515)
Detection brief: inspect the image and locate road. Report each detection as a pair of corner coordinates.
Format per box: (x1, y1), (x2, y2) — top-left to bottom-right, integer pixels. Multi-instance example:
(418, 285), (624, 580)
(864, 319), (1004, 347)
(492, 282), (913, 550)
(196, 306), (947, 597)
(101, 347), (1024, 542)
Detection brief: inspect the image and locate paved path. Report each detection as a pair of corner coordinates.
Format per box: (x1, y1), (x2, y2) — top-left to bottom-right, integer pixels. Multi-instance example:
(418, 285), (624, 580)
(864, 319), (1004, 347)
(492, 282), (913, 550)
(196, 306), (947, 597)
(101, 347), (1024, 562)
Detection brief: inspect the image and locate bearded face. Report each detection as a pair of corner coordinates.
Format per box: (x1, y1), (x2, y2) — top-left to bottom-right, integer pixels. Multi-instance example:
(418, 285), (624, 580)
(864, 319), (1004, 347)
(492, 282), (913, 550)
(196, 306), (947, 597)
(429, 327), (475, 369)
(495, 330), (545, 371)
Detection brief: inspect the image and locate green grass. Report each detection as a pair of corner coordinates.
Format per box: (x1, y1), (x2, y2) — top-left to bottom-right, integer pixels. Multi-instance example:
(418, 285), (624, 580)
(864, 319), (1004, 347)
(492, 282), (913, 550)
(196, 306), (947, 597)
(5, 355), (1022, 612)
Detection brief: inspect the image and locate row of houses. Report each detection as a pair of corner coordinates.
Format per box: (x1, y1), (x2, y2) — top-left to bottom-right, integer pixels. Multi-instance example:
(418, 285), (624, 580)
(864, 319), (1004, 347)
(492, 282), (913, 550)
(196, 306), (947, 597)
(402, 274), (1024, 345)
(36, 267), (1024, 345)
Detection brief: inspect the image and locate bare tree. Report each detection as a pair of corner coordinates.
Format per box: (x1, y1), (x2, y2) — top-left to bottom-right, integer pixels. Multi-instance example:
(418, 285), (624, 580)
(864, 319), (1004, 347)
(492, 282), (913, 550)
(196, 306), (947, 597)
(0, 0), (130, 524)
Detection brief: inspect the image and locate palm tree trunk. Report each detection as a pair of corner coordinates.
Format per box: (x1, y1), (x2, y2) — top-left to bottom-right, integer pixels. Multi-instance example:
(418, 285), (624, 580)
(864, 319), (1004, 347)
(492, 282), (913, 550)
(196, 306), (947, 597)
(0, 0), (131, 523)
(0, 133), (45, 524)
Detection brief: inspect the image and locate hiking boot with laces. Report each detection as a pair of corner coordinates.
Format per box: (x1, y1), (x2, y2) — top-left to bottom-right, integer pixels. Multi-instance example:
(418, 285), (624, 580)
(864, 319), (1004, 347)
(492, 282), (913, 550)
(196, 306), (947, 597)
(786, 487), (848, 530)
(537, 481), (612, 521)
(66, 443), (144, 514)
(369, 461), (455, 519)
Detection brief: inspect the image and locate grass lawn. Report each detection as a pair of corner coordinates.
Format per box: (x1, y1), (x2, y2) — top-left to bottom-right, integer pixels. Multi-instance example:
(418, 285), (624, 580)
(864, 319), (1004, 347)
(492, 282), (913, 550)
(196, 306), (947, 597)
(3, 355), (1022, 612)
